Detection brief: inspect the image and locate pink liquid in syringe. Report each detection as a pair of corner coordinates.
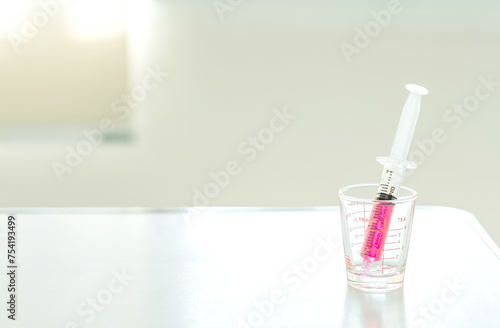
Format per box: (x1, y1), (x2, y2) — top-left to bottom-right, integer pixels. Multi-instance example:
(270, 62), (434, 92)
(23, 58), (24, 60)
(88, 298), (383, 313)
(361, 202), (395, 263)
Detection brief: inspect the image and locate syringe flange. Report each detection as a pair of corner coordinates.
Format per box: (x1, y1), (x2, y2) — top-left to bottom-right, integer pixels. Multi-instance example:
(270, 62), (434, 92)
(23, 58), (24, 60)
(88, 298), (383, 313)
(376, 156), (417, 170)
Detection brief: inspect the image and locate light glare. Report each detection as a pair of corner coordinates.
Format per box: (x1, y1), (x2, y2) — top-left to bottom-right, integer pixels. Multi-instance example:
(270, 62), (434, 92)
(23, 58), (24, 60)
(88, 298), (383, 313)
(0, 1), (24, 30)
(67, 0), (125, 39)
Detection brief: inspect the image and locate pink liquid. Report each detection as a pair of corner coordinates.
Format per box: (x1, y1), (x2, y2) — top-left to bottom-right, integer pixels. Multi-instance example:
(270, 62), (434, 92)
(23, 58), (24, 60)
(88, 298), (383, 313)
(361, 202), (395, 263)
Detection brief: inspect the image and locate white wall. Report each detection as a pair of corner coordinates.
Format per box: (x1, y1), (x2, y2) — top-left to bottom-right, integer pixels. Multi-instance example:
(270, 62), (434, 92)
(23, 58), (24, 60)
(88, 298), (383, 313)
(0, 0), (499, 244)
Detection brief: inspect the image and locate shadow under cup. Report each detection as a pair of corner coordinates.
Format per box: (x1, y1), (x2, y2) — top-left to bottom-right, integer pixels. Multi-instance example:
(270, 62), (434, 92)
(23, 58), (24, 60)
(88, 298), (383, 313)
(338, 183), (417, 291)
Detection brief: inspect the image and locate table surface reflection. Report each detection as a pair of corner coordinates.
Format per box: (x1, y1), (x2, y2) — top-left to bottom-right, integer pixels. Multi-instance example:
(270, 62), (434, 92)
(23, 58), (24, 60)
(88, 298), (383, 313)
(0, 206), (499, 328)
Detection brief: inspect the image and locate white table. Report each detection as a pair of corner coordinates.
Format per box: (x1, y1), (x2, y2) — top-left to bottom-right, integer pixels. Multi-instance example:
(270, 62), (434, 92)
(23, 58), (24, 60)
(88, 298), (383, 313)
(1, 206), (499, 328)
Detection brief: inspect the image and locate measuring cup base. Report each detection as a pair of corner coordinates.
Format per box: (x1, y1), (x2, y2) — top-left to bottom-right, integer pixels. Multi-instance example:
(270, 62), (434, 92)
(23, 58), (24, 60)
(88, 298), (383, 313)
(347, 271), (404, 292)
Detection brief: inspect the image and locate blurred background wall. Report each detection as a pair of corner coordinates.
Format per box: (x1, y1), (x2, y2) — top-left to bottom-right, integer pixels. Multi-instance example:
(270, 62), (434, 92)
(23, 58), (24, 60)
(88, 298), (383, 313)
(0, 0), (499, 243)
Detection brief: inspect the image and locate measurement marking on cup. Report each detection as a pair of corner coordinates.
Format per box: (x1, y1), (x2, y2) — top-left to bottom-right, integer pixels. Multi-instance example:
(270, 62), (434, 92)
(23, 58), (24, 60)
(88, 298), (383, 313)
(363, 204), (367, 233)
(351, 211), (365, 215)
(384, 248), (401, 251)
(385, 242), (398, 244)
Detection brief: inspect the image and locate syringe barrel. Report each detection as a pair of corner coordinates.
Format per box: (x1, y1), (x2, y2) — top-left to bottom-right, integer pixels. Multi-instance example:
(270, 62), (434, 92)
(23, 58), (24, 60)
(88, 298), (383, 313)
(361, 160), (406, 263)
(361, 202), (395, 262)
(376, 160), (407, 200)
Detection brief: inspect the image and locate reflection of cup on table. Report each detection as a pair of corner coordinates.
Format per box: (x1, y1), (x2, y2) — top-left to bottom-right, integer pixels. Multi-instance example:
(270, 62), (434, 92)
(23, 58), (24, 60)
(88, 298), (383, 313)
(342, 286), (407, 327)
(339, 183), (417, 291)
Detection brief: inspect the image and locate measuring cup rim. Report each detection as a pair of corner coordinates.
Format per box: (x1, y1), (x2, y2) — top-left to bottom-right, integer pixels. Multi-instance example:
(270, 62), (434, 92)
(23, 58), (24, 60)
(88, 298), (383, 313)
(338, 183), (417, 204)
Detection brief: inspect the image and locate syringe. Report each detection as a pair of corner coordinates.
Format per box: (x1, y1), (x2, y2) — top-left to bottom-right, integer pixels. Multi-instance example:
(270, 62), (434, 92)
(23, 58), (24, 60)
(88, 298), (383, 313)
(361, 84), (428, 273)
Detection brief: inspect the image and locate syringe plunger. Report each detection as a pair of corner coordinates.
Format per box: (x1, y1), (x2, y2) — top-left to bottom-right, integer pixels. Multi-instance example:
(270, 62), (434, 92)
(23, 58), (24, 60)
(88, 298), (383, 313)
(389, 84), (429, 162)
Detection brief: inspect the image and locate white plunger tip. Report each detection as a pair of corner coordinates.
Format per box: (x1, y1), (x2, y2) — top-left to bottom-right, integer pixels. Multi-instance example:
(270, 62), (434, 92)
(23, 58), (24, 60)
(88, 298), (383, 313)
(405, 84), (428, 95)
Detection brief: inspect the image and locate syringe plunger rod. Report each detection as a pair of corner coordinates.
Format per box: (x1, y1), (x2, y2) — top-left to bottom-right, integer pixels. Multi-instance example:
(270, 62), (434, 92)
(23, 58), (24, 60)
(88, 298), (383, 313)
(389, 84), (429, 162)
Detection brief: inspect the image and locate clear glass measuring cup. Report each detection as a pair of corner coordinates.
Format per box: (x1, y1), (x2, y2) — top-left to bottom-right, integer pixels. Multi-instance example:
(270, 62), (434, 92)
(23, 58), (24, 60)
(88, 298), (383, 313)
(338, 183), (417, 291)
